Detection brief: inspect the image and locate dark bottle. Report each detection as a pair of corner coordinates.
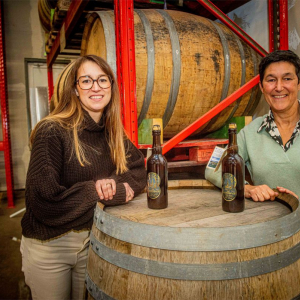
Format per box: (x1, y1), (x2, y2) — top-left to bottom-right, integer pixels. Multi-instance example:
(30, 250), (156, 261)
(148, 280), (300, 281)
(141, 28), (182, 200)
(222, 123), (245, 213)
(147, 125), (168, 209)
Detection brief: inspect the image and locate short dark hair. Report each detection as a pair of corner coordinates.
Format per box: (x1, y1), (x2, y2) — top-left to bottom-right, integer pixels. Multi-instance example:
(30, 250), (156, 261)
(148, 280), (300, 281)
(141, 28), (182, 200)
(259, 50), (300, 83)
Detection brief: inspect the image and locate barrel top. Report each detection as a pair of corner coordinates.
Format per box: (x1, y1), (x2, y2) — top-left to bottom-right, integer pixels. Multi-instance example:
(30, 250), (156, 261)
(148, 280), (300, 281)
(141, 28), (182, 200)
(104, 189), (292, 228)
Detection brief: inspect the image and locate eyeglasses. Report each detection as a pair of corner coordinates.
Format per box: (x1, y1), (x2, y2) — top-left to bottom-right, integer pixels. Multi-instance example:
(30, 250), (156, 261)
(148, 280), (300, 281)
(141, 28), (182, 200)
(76, 75), (112, 90)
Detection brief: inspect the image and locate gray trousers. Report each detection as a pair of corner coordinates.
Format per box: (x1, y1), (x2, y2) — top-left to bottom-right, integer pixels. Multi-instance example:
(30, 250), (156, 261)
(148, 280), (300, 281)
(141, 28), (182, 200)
(20, 231), (90, 300)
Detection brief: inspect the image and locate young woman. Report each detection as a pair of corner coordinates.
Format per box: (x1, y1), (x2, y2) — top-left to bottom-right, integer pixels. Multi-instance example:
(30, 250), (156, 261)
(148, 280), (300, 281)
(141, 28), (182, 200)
(20, 55), (146, 299)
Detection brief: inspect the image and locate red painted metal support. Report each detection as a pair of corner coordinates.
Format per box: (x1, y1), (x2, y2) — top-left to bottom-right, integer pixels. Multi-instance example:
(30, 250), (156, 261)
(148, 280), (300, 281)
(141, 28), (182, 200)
(162, 75), (260, 154)
(0, 1), (14, 208)
(268, 0), (275, 52)
(47, 0), (88, 67)
(279, 0), (288, 50)
(47, 65), (54, 103)
(114, 0), (138, 146)
(197, 0), (268, 57)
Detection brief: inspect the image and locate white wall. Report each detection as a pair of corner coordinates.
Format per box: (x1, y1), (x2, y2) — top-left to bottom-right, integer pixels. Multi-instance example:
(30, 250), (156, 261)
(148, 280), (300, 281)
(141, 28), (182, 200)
(1, 0), (43, 190)
(1, 0), (70, 191)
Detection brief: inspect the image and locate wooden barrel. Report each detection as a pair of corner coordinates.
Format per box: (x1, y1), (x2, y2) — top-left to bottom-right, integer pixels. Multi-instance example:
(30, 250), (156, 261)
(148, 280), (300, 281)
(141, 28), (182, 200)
(80, 9), (262, 137)
(86, 188), (300, 300)
(38, 0), (57, 33)
(52, 61), (74, 108)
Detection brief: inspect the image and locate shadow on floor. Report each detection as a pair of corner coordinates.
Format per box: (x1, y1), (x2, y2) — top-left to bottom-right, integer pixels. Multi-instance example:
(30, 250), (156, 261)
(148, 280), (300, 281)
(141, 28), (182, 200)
(0, 190), (31, 300)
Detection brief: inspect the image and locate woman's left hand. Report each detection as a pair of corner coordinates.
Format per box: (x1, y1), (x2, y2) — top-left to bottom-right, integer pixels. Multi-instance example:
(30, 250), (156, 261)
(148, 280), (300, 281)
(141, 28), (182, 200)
(95, 179), (116, 201)
(276, 186), (299, 199)
(123, 182), (134, 202)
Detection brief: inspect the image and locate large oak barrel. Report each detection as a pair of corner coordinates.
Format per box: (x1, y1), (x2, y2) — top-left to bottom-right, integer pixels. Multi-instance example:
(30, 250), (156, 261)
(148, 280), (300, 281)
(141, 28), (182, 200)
(52, 61), (74, 109)
(86, 188), (300, 300)
(81, 9), (262, 137)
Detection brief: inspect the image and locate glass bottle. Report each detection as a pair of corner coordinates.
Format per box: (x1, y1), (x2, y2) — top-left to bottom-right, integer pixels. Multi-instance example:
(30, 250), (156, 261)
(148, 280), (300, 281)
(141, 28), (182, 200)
(222, 123), (245, 212)
(147, 125), (168, 209)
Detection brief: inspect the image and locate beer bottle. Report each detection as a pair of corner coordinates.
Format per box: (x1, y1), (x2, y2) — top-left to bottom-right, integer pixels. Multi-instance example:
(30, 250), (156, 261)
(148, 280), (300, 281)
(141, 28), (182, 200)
(147, 125), (168, 209)
(222, 123), (245, 213)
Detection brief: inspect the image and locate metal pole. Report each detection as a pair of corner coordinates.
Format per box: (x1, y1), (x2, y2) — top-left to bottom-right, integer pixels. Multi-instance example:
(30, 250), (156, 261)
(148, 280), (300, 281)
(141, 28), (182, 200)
(268, 0), (275, 52)
(47, 65), (54, 103)
(197, 0), (268, 57)
(0, 1), (14, 208)
(114, 0), (138, 146)
(279, 0), (288, 50)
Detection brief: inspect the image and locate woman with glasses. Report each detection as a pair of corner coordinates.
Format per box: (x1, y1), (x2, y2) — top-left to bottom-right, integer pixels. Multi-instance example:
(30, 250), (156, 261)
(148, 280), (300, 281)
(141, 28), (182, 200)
(20, 55), (147, 300)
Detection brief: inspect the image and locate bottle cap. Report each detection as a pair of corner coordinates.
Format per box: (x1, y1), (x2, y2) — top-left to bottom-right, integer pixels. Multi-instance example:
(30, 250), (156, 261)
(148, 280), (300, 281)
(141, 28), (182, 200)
(152, 125), (161, 133)
(228, 123), (237, 130)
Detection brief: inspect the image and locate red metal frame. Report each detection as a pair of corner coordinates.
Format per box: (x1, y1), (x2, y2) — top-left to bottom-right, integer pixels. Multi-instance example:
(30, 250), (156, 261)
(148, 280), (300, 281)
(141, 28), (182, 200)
(279, 0), (288, 50)
(162, 76), (259, 154)
(114, 0), (138, 146)
(47, 64), (54, 102)
(47, 0), (89, 102)
(0, 1), (14, 208)
(47, 0), (88, 67)
(268, 0), (275, 52)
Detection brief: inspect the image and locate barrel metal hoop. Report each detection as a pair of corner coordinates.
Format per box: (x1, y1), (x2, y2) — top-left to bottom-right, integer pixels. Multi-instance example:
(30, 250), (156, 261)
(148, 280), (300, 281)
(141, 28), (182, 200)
(94, 203), (300, 251)
(226, 37), (246, 121)
(85, 272), (115, 300)
(243, 51), (260, 115)
(209, 20), (231, 102)
(135, 9), (155, 126)
(96, 11), (117, 75)
(89, 231), (300, 281)
(204, 20), (232, 130)
(247, 52), (262, 115)
(156, 9), (181, 128)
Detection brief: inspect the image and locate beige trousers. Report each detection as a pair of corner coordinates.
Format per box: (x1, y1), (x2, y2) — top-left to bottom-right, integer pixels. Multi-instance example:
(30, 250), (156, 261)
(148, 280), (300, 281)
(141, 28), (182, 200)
(20, 231), (90, 300)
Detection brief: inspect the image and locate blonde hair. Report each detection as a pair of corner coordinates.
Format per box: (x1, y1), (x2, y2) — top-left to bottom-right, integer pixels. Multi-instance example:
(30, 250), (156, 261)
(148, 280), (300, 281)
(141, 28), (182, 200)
(30, 55), (128, 174)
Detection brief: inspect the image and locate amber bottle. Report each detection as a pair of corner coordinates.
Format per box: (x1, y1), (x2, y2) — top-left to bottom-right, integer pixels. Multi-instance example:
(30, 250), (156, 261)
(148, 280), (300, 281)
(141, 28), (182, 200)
(222, 123), (245, 213)
(147, 125), (168, 209)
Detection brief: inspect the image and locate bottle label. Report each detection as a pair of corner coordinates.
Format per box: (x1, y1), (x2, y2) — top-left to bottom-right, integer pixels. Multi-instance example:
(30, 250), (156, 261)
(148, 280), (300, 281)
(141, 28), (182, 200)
(222, 173), (237, 201)
(147, 172), (161, 199)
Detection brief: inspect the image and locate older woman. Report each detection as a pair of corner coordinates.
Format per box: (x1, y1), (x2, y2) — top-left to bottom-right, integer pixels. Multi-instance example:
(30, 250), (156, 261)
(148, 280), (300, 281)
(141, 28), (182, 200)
(20, 55), (146, 300)
(205, 50), (300, 201)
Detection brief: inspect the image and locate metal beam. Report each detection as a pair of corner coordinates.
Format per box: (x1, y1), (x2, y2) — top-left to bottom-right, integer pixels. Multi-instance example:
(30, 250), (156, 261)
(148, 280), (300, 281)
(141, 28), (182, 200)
(47, 0), (88, 67)
(114, 0), (138, 145)
(162, 75), (260, 154)
(279, 0), (288, 50)
(0, 1), (14, 207)
(197, 0), (268, 57)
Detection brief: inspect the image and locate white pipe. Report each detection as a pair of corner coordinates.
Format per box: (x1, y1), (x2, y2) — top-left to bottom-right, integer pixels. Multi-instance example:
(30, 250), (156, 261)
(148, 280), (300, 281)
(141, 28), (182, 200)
(9, 207), (26, 218)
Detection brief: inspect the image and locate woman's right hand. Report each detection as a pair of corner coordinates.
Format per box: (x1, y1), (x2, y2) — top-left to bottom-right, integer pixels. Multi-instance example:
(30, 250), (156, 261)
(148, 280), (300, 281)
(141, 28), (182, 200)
(95, 179), (116, 201)
(245, 184), (279, 201)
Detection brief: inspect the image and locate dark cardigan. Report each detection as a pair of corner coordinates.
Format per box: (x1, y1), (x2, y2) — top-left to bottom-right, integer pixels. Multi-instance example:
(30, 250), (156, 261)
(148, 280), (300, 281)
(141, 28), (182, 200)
(21, 112), (146, 241)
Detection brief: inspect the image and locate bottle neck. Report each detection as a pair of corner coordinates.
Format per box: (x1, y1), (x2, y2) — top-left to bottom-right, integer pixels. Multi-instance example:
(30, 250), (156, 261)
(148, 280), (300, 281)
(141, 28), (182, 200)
(228, 129), (238, 153)
(152, 134), (162, 154)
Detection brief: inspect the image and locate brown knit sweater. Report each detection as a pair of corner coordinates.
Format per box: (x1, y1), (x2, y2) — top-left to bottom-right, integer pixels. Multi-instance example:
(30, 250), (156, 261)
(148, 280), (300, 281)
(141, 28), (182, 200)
(21, 112), (146, 241)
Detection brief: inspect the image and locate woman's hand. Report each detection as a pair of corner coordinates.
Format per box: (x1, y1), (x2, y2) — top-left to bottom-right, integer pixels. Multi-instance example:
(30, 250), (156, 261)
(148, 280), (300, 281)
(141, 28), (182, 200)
(245, 184), (279, 201)
(276, 186), (299, 199)
(95, 179), (116, 201)
(123, 182), (134, 202)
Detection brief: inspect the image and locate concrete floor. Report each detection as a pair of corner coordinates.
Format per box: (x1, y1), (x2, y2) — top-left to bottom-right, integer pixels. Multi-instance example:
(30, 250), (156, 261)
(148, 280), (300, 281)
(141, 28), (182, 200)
(0, 190), (31, 300)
